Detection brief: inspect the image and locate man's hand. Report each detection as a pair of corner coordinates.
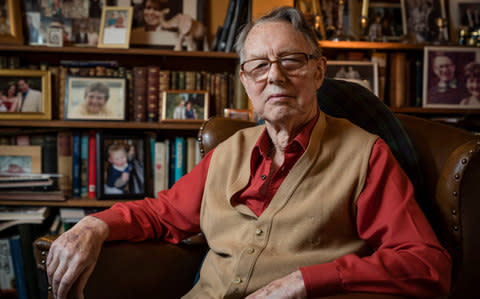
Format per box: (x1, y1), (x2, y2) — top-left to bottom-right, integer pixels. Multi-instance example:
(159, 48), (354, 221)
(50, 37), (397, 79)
(246, 270), (307, 299)
(46, 216), (109, 299)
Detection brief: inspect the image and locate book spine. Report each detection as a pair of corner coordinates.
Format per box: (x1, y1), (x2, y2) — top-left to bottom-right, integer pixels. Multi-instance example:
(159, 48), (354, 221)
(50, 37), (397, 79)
(0, 238), (15, 291)
(186, 137), (196, 173)
(58, 66), (68, 120)
(80, 133), (89, 197)
(168, 139), (175, 188)
(147, 66), (160, 122)
(72, 132), (81, 198)
(158, 70), (170, 121)
(133, 67), (147, 122)
(154, 140), (166, 195)
(218, 0), (237, 52)
(185, 71), (196, 90)
(389, 52), (407, 108)
(88, 130), (97, 198)
(9, 236), (28, 299)
(174, 137), (186, 183)
(57, 131), (73, 196)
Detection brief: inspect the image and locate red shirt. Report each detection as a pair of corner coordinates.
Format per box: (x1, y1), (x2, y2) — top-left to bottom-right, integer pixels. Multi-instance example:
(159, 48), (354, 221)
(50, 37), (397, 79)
(94, 116), (451, 298)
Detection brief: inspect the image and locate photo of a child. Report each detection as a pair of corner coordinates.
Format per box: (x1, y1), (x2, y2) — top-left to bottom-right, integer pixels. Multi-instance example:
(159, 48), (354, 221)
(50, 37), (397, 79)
(100, 135), (146, 199)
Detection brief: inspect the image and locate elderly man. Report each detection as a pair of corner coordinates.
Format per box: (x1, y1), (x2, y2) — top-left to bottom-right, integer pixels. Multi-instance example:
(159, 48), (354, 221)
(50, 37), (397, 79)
(47, 7), (451, 299)
(17, 79), (42, 112)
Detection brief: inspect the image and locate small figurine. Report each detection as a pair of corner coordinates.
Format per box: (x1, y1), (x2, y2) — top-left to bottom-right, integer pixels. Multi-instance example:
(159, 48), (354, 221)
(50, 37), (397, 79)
(158, 9), (209, 51)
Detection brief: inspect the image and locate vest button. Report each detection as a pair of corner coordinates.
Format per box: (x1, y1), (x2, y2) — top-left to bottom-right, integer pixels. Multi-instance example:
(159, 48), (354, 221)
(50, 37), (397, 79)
(233, 277), (242, 284)
(255, 228), (263, 235)
(247, 247), (255, 254)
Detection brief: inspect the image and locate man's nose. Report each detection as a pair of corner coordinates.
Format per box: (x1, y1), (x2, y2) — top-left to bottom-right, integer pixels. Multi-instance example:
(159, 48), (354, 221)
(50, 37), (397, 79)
(267, 62), (286, 84)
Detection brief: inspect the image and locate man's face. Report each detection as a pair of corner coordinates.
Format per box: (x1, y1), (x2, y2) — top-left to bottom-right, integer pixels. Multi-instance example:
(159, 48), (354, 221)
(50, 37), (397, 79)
(85, 91), (107, 114)
(109, 150), (127, 168)
(433, 56), (455, 82)
(17, 80), (28, 93)
(239, 21), (324, 124)
(466, 77), (480, 98)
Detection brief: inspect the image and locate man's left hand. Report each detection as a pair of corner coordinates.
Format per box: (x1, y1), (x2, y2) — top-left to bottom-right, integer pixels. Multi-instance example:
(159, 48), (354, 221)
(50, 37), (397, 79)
(246, 270), (307, 299)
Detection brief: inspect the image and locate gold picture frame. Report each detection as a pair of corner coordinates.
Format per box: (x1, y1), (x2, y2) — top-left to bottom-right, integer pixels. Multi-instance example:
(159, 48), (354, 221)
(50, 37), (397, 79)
(0, 145), (42, 174)
(0, 0), (24, 44)
(0, 69), (52, 120)
(98, 6), (133, 49)
(161, 90), (209, 122)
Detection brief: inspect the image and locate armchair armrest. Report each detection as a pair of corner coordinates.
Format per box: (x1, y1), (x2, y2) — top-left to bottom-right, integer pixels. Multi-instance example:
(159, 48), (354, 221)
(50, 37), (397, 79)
(34, 236), (208, 299)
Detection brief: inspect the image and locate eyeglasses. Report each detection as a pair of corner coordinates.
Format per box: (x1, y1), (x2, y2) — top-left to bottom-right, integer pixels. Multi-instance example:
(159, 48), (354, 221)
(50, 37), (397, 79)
(241, 52), (317, 82)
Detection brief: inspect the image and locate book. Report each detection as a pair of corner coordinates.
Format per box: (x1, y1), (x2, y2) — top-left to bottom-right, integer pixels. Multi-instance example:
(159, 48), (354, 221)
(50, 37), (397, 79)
(371, 52), (387, 102)
(389, 52), (407, 108)
(147, 66), (160, 122)
(0, 238), (15, 291)
(133, 67), (147, 122)
(174, 137), (186, 183)
(57, 131), (73, 195)
(0, 207), (49, 221)
(80, 132), (89, 197)
(154, 140), (167, 194)
(72, 131), (81, 198)
(9, 236), (28, 299)
(186, 137), (197, 173)
(217, 0), (237, 52)
(88, 130), (97, 198)
(225, 0), (249, 52)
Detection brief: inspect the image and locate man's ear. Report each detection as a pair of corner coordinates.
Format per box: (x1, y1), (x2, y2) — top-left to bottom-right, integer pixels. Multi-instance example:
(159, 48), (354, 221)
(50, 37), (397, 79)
(314, 56), (327, 89)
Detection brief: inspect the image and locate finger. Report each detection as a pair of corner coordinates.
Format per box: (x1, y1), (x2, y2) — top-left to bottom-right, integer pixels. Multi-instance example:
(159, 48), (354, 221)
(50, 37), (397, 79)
(72, 263), (96, 299)
(46, 252), (60, 285)
(51, 261), (68, 298)
(57, 261), (86, 299)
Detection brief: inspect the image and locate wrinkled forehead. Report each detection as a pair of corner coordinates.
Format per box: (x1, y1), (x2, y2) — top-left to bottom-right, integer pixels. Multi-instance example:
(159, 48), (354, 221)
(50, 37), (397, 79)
(243, 21), (312, 57)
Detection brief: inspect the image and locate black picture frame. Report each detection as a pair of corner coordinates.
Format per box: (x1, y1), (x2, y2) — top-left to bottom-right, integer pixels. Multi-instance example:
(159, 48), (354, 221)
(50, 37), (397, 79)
(96, 132), (148, 200)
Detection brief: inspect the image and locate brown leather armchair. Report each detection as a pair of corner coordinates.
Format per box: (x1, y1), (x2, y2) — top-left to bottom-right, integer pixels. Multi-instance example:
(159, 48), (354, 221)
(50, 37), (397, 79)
(34, 114), (480, 299)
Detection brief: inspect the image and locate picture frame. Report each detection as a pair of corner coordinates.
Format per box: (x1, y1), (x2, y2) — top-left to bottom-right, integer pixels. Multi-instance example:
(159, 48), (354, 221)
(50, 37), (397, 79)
(0, 145), (42, 174)
(363, 1), (405, 42)
(96, 132), (148, 200)
(448, 0), (480, 42)
(224, 108), (253, 121)
(64, 76), (127, 121)
(130, 0), (204, 48)
(0, 0), (24, 44)
(98, 6), (133, 48)
(325, 61), (379, 97)
(401, 0), (447, 43)
(0, 69), (52, 120)
(161, 90), (209, 121)
(423, 46), (480, 108)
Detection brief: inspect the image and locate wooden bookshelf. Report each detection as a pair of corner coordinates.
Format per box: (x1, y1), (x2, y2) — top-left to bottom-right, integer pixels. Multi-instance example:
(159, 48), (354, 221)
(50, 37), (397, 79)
(0, 120), (203, 130)
(0, 198), (124, 208)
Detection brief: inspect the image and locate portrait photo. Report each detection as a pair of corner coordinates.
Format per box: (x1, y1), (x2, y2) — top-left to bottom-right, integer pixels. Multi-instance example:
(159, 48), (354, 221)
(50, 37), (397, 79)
(325, 61), (379, 97)
(98, 6), (133, 48)
(0, 145), (42, 175)
(97, 133), (147, 200)
(162, 90), (209, 121)
(401, 0), (446, 43)
(65, 76), (127, 121)
(130, 0), (204, 48)
(0, 0), (23, 44)
(0, 69), (52, 120)
(364, 1), (405, 41)
(423, 46), (480, 108)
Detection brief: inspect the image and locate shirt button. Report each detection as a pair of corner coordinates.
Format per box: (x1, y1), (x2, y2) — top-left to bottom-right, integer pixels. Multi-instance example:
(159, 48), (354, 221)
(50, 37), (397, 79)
(255, 228), (263, 236)
(233, 277), (242, 284)
(261, 174), (267, 180)
(247, 247), (255, 254)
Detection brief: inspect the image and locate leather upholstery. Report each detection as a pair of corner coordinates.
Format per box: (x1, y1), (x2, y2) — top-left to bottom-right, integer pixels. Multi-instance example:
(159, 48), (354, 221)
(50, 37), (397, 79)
(34, 114), (480, 299)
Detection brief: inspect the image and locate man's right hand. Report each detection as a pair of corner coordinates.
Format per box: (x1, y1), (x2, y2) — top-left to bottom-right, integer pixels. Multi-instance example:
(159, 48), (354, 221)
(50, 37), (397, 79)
(46, 216), (109, 299)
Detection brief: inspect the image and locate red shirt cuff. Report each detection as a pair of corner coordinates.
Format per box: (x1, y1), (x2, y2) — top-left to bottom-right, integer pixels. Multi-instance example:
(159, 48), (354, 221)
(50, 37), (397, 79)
(91, 207), (133, 241)
(300, 262), (344, 298)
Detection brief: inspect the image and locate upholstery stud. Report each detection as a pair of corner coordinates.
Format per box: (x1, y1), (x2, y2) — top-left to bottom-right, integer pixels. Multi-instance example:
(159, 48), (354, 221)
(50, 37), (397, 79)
(461, 158), (468, 164)
(453, 191), (458, 197)
(455, 174), (460, 180)
(452, 209), (457, 215)
(453, 225), (459, 231)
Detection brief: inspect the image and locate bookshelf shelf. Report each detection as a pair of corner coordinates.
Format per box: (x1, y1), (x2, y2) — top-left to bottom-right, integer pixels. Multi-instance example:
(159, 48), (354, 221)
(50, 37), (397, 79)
(0, 120), (203, 130)
(0, 198), (122, 208)
(319, 41), (426, 51)
(392, 107), (480, 115)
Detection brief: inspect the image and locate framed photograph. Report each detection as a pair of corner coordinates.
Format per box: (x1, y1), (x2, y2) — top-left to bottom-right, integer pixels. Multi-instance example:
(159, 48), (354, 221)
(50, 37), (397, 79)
(130, 0), (204, 48)
(449, 0), (480, 41)
(97, 132), (147, 200)
(401, 0), (447, 43)
(162, 90), (209, 121)
(0, 69), (52, 120)
(47, 27), (64, 47)
(224, 108), (253, 121)
(64, 76), (127, 121)
(363, 1), (405, 41)
(423, 46), (480, 108)
(0, 145), (42, 174)
(0, 0), (23, 44)
(98, 6), (133, 48)
(325, 61), (379, 97)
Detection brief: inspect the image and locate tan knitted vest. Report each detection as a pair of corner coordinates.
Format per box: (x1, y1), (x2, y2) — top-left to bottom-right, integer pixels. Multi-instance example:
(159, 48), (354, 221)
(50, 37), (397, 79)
(184, 112), (378, 299)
